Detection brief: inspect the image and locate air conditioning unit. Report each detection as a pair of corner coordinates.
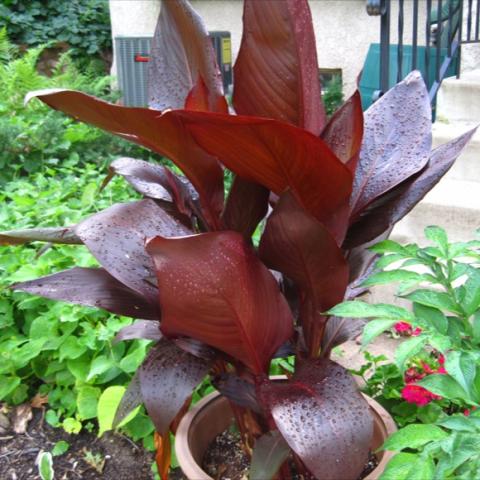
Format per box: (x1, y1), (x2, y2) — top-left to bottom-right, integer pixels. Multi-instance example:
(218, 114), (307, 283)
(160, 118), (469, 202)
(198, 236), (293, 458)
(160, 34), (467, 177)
(115, 32), (233, 107)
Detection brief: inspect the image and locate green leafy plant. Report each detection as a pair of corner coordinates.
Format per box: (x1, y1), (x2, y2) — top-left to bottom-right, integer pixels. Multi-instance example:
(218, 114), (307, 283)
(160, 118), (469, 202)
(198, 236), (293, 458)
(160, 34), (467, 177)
(1, 0), (475, 478)
(0, 1), (111, 63)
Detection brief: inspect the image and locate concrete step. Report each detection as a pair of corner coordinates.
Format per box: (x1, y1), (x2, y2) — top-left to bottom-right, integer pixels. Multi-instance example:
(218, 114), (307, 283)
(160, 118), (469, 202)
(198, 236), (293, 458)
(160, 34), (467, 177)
(391, 177), (480, 244)
(436, 69), (480, 123)
(432, 120), (480, 182)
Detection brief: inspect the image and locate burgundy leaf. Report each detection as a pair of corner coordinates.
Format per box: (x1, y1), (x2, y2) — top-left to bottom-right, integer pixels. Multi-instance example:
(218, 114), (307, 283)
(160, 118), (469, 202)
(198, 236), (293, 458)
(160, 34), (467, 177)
(0, 226), (81, 245)
(350, 71), (432, 217)
(139, 338), (212, 434)
(74, 199), (191, 302)
(104, 157), (198, 218)
(321, 90), (363, 172)
(260, 359), (373, 480)
(346, 127), (477, 247)
(233, 0), (325, 134)
(212, 373), (261, 413)
(113, 371), (142, 428)
(173, 337), (216, 360)
(25, 90), (224, 229)
(148, 0), (226, 113)
(11, 267), (159, 320)
(250, 430), (291, 480)
(146, 231), (294, 374)
(222, 176), (269, 239)
(259, 193), (349, 354)
(114, 320), (162, 344)
(321, 316), (366, 357)
(180, 111), (352, 239)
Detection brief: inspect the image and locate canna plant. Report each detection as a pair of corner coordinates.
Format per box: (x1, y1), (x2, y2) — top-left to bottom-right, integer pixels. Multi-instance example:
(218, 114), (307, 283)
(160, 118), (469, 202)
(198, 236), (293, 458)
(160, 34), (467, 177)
(1, 0), (476, 478)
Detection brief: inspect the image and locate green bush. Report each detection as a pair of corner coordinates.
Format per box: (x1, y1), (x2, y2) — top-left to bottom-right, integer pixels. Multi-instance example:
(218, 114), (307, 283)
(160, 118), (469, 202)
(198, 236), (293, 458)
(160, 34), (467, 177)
(0, 0), (111, 62)
(0, 29), (160, 184)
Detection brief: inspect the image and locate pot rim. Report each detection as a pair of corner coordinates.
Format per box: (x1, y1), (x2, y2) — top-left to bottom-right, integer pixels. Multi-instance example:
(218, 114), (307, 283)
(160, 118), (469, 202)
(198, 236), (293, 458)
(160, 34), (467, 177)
(175, 390), (397, 480)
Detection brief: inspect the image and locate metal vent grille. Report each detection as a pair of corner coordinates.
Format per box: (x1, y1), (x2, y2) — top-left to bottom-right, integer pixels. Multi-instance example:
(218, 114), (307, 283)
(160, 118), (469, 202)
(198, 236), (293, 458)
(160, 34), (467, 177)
(114, 32), (232, 108)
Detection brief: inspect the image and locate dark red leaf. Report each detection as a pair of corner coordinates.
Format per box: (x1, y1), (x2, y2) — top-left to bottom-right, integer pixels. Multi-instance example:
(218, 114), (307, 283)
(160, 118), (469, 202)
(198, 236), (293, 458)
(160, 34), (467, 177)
(74, 199), (191, 302)
(260, 359), (373, 480)
(184, 75), (228, 113)
(321, 90), (363, 172)
(350, 71), (432, 217)
(148, 0), (226, 113)
(104, 157), (198, 218)
(113, 372), (142, 428)
(146, 231), (294, 374)
(222, 176), (269, 239)
(250, 430), (291, 480)
(173, 337), (216, 360)
(345, 127), (477, 247)
(11, 267), (160, 320)
(259, 193), (349, 353)
(154, 431), (171, 480)
(321, 316), (366, 357)
(212, 373), (261, 413)
(233, 0), (326, 134)
(139, 338), (212, 434)
(113, 320), (162, 344)
(26, 90), (224, 228)
(180, 111), (352, 235)
(0, 226), (81, 246)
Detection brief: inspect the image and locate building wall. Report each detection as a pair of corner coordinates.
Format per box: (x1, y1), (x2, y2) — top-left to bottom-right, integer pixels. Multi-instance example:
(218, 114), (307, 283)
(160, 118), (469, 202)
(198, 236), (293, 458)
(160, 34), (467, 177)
(109, 0), (479, 98)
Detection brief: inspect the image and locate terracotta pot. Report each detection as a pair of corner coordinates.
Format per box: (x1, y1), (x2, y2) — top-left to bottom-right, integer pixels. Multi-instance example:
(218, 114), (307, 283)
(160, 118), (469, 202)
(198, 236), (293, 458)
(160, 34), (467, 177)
(175, 391), (397, 480)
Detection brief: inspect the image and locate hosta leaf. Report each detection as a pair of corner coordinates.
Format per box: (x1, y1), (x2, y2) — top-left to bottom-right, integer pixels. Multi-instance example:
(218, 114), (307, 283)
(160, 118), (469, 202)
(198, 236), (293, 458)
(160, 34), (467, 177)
(181, 111), (352, 242)
(12, 267), (159, 320)
(445, 351), (477, 400)
(418, 374), (469, 401)
(0, 226), (80, 246)
(321, 90), (363, 171)
(74, 199), (191, 302)
(146, 231), (293, 374)
(260, 359), (372, 480)
(350, 71), (432, 216)
(25, 90), (224, 228)
(413, 303), (448, 335)
(221, 176), (269, 239)
(148, 0), (226, 113)
(104, 157), (198, 219)
(404, 289), (462, 314)
(233, 0), (325, 134)
(139, 338), (213, 434)
(114, 320), (162, 344)
(381, 453), (418, 480)
(112, 372), (143, 428)
(345, 127), (477, 247)
(250, 431), (290, 480)
(382, 424), (448, 451)
(328, 301), (414, 321)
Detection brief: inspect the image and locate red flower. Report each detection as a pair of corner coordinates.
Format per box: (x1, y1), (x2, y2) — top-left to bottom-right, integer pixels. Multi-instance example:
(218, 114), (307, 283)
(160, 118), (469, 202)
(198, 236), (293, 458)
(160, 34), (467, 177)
(394, 321), (412, 333)
(438, 354), (445, 365)
(404, 367), (425, 384)
(464, 406), (477, 416)
(401, 384), (440, 406)
(412, 327), (422, 336)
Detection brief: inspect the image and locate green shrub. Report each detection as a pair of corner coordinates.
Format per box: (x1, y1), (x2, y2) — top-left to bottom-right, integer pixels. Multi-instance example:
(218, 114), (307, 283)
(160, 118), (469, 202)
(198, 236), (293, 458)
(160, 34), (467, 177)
(0, 30), (160, 184)
(0, 0), (111, 62)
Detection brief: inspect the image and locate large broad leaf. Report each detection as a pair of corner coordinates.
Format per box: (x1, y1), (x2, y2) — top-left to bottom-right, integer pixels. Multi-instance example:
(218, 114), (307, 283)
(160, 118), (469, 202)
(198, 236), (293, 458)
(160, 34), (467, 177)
(114, 320), (162, 344)
(321, 316), (366, 356)
(250, 430), (291, 480)
(74, 199), (191, 302)
(233, 0), (325, 134)
(25, 90), (224, 228)
(139, 338), (213, 434)
(260, 359), (373, 480)
(222, 176), (269, 239)
(350, 71), (432, 217)
(181, 111), (352, 237)
(0, 226), (80, 245)
(11, 267), (160, 320)
(148, 0), (226, 113)
(103, 157), (198, 220)
(146, 231), (293, 374)
(345, 127), (477, 248)
(212, 373), (261, 412)
(259, 193), (349, 355)
(321, 90), (363, 172)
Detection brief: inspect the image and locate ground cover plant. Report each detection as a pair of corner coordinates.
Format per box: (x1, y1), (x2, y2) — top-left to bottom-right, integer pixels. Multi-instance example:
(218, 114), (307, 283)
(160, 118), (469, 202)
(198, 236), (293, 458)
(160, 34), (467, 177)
(1, 0), (476, 478)
(331, 227), (480, 479)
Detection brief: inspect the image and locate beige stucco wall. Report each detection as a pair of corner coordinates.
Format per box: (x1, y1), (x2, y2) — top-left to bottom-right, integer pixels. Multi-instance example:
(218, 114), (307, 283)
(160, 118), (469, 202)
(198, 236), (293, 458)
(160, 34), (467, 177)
(109, 0), (479, 97)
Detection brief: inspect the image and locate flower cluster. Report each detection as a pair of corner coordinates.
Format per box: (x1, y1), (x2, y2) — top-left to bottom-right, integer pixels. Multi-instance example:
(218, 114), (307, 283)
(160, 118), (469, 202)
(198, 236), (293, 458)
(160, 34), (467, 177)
(401, 355), (445, 406)
(394, 321), (422, 337)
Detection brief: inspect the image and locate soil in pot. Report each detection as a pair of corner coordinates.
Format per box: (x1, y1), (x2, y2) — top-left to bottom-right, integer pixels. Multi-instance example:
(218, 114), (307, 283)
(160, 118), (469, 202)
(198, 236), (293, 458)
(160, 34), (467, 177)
(201, 424), (379, 480)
